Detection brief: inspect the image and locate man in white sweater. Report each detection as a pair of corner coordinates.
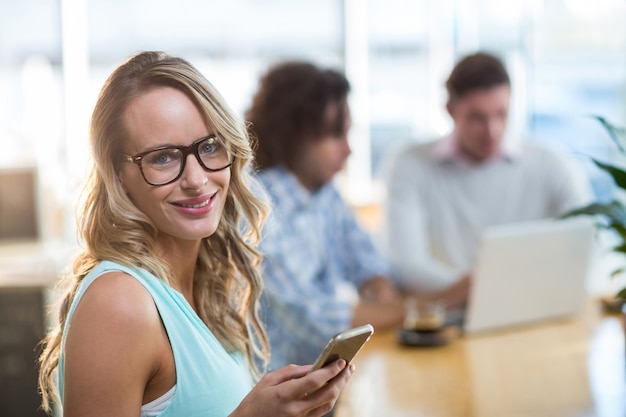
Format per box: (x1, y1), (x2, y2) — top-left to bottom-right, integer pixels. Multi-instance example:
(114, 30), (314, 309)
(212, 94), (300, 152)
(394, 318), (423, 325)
(382, 52), (592, 309)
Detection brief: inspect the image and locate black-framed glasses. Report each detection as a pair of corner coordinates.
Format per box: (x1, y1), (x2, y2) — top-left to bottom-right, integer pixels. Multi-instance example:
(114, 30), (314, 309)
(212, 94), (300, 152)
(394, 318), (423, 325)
(123, 134), (234, 186)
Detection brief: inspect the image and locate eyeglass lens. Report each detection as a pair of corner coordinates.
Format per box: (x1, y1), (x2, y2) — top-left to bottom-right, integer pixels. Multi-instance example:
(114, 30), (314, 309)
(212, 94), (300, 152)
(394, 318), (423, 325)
(140, 136), (231, 185)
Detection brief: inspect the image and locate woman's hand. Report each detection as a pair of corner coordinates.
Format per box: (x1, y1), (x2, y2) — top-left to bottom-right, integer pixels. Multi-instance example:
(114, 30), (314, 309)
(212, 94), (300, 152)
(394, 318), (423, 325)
(231, 359), (354, 417)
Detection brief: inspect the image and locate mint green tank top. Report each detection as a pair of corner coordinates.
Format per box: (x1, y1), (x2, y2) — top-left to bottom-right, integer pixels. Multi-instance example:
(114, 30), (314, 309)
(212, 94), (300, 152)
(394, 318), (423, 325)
(58, 260), (253, 416)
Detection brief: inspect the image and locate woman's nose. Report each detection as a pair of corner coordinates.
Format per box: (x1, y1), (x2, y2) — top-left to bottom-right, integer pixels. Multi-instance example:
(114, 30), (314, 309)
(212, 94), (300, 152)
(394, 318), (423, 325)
(179, 153), (208, 189)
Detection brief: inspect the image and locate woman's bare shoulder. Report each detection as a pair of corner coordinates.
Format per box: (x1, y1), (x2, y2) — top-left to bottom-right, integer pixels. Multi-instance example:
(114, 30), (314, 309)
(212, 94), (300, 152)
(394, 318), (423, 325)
(69, 271), (161, 330)
(66, 270), (164, 352)
(62, 271), (166, 415)
(81, 271), (157, 313)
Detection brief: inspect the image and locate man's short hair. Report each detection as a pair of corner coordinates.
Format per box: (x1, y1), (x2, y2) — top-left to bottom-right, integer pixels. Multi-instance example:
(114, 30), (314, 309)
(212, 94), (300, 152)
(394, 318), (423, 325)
(445, 52), (510, 102)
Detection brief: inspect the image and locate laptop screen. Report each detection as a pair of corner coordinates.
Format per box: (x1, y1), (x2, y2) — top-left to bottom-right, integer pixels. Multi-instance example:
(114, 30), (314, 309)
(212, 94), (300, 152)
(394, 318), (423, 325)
(463, 217), (595, 334)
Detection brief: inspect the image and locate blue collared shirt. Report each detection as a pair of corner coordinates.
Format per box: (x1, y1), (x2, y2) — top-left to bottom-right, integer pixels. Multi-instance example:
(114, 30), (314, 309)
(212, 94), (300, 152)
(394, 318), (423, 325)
(256, 166), (392, 370)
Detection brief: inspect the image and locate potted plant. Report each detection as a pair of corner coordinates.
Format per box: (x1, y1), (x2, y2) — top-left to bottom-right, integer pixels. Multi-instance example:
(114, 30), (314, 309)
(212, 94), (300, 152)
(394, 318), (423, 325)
(564, 116), (626, 311)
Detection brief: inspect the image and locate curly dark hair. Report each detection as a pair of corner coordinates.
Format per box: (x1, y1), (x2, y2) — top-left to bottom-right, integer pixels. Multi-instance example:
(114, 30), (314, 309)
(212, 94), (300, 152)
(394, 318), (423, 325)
(446, 52), (510, 102)
(246, 61), (350, 170)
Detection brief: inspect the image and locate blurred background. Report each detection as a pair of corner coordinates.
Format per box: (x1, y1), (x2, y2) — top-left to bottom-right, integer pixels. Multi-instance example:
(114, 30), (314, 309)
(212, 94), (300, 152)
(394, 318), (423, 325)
(0, 0), (625, 415)
(1, 0), (625, 242)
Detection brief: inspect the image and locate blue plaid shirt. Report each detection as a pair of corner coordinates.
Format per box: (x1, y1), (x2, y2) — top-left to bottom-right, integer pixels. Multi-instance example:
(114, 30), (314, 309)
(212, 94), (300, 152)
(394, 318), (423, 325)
(256, 166), (392, 370)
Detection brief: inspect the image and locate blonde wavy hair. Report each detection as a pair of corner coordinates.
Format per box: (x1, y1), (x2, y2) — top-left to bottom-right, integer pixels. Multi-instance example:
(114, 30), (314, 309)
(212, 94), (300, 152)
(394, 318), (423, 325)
(38, 51), (269, 413)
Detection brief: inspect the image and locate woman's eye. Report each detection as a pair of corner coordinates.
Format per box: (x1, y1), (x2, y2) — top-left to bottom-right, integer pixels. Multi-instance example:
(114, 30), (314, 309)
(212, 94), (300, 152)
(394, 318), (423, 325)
(146, 150), (177, 165)
(200, 139), (218, 155)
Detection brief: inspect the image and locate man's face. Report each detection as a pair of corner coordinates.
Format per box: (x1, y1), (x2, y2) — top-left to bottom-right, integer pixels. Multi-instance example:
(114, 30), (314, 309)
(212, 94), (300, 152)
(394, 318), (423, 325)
(447, 84), (511, 162)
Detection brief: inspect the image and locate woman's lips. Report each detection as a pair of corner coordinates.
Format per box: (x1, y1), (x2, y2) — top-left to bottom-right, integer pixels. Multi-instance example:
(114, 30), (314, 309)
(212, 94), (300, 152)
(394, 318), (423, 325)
(171, 193), (216, 214)
(177, 199), (210, 209)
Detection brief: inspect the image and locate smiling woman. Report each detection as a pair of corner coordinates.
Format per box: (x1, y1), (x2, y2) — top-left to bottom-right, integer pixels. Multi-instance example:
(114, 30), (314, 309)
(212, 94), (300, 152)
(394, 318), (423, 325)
(37, 51), (355, 417)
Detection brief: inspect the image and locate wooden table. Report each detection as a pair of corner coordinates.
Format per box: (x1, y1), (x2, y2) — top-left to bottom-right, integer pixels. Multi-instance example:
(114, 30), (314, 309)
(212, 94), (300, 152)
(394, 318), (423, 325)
(335, 301), (626, 417)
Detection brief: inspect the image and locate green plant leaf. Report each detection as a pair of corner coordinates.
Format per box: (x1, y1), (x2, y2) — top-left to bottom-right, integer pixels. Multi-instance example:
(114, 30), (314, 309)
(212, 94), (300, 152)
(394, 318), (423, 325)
(611, 224), (626, 241)
(562, 200), (626, 225)
(579, 116), (626, 301)
(593, 115), (626, 152)
(613, 243), (626, 254)
(592, 159), (626, 190)
(613, 244), (626, 254)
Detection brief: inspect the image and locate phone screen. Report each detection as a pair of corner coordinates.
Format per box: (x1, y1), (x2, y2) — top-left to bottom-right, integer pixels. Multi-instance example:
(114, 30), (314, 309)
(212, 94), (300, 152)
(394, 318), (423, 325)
(309, 324), (374, 372)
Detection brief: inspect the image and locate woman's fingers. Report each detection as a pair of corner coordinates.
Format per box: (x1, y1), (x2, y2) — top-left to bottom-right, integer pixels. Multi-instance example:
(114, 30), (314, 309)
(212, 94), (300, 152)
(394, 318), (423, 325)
(232, 360), (355, 417)
(266, 360), (350, 403)
(233, 359), (354, 417)
(300, 359), (349, 397)
(303, 362), (356, 416)
(260, 364), (313, 386)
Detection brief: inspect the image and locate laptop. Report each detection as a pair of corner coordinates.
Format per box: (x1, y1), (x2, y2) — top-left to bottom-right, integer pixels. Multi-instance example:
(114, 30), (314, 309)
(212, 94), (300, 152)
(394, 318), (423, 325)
(462, 216), (595, 334)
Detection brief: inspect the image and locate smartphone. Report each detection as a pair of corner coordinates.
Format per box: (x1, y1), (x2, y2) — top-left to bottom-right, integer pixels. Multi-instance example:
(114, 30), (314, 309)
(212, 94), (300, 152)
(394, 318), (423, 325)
(309, 324), (374, 373)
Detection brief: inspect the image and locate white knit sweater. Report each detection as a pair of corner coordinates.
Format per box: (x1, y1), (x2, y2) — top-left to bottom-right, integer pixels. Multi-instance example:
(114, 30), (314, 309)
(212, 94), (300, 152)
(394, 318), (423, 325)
(382, 138), (593, 291)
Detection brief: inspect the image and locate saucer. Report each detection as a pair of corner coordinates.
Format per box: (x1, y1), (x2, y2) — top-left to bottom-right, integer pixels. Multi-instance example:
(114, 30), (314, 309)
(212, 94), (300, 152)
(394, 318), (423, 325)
(396, 325), (460, 347)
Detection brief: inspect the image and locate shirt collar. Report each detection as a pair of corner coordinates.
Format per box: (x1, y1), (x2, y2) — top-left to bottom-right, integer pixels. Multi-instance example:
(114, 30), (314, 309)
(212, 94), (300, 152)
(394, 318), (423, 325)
(262, 165), (333, 211)
(432, 133), (520, 163)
